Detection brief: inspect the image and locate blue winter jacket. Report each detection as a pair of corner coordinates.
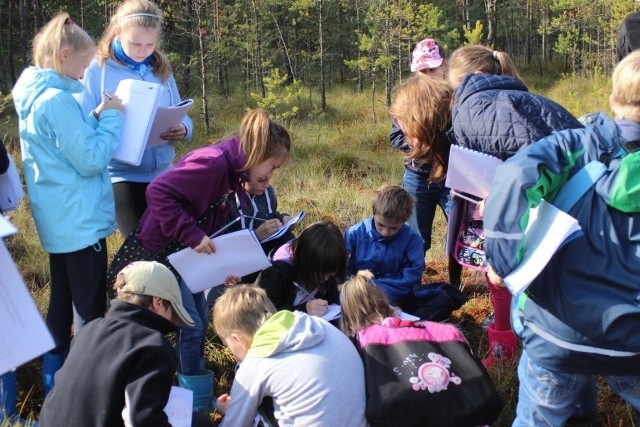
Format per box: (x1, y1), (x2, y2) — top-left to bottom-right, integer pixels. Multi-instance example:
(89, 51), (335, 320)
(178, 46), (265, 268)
(76, 58), (193, 183)
(451, 74), (582, 159)
(345, 217), (424, 303)
(484, 114), (640, 374)
(12, 67), (123, 253)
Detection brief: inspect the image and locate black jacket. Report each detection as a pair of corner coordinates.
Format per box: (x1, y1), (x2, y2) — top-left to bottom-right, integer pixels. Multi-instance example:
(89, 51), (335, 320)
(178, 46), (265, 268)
(39, 300), (178, 427)
(256, 260), (340, 312)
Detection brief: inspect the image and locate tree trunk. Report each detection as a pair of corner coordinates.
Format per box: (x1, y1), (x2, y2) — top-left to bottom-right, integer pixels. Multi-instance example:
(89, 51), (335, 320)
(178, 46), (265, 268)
(195, 1), (210, 134)
(318, 0), (326, 112)
(484, 0), (497, 48)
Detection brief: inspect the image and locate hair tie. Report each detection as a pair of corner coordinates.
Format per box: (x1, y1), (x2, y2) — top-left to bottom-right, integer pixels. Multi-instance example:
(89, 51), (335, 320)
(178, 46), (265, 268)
(64, 17), (74, 25)
(118, 12), (160, 22)
(492, 51), (499, 59)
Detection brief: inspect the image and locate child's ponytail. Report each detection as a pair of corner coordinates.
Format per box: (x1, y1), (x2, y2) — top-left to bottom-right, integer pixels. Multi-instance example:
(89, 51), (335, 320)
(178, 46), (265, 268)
(448, 45), (522, 87)
(240, 108), (291, 170)
(340, 270), (395, 335)
(32, 13), (95, 72)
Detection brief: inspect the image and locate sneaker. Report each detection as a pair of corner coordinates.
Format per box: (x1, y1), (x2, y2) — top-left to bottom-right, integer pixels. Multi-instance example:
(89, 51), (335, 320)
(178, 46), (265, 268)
(482, 313), (494, 330)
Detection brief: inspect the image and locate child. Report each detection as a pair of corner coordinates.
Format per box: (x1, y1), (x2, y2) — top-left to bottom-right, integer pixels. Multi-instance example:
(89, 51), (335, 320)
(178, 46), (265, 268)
(345, 185), (460, 322)
(39, 261), (210, 427)
(340, 269), (397, 335)
(255, 221), (344, 317)
(213, 284), (368, 427)
(390, 38), (462, 288)
(133, 108), (290, 406)
(482, 50), (640, 426)
(11, 13), (124, 393)
(77, 0), (193, 236)
(446, 45), (583, 366)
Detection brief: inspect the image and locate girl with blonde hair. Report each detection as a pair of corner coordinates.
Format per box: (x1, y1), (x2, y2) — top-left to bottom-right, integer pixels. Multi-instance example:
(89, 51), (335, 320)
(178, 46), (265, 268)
(340, 270), (396, 335)
(12, 12), (124, 393)
(77, 0), (193, 236)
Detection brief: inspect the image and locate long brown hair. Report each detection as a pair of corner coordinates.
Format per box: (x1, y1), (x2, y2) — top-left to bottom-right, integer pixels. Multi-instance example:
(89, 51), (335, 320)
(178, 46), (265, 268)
(239, 109), (291, 171)
(388, 74), (453, 182)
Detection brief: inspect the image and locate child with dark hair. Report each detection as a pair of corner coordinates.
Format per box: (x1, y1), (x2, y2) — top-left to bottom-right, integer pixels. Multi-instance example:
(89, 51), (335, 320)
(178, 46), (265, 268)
(345, 185), (461, 322)
(255, 221), (345, 317)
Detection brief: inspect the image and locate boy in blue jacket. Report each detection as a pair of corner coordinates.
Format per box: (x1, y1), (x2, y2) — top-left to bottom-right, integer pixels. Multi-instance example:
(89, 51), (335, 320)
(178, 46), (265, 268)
(484, 51), (640, 426)
(345, 185), (460, 321)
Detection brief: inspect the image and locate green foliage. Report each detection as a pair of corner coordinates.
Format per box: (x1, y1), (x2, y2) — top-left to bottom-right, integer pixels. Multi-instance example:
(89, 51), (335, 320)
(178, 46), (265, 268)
(464, 20), (485, 45)
(250, 67), (303, 121)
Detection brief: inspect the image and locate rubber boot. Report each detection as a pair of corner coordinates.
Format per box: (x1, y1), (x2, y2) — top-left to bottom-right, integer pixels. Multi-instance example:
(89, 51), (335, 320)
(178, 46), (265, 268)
(42, 351), (65, 395)
(0, 370), (18, 423)
(482, 325), (518, 367)
(178, 369), (215, 413)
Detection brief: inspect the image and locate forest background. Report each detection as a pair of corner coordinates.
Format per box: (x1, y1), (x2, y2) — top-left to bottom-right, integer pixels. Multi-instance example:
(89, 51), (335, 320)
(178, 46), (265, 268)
(0, 0), (638, 426)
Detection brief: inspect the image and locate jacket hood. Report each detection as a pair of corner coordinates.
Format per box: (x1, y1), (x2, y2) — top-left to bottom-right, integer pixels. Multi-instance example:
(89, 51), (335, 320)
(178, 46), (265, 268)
(247, 310), (325, 358)
(13, 67), (84, 120)
(455, 73), (528, 107)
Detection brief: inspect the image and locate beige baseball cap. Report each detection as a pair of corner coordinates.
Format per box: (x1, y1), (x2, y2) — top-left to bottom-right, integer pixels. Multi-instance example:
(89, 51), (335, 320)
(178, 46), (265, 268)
(117, 261), (195, 327)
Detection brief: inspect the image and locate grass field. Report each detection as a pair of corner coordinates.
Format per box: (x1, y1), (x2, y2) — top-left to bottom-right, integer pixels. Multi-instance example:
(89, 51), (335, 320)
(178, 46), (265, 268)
(1, 68), (636, 426)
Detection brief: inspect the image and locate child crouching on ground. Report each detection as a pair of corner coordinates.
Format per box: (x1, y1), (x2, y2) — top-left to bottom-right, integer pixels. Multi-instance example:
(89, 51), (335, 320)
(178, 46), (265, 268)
(213, 284), (367, 427)
(345, 185), (463, 321)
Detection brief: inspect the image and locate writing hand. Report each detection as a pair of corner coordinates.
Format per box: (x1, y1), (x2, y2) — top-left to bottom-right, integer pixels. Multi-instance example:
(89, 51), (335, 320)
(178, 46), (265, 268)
(306, 298), (328, 316)
(194, 235), (216, 254)
(255, 218), (283, 240)
(160, 124), (187, 141)
(95, 96), (125, 117)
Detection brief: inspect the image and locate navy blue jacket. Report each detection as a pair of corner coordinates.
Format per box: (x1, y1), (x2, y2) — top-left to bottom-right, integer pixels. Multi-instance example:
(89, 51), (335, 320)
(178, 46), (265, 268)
(451, 74), (582, 160)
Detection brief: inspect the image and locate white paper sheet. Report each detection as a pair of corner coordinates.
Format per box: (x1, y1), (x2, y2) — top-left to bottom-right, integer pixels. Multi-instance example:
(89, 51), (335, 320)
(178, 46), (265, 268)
(260, 211), (306, 243)
(320, 304), (341, 321)
(504, 200), (582, 295)
(163, 386), (193, 427)
(445, 145), (503, 199)
(168, 229), (271, 293)
(0, 218), (55, 375)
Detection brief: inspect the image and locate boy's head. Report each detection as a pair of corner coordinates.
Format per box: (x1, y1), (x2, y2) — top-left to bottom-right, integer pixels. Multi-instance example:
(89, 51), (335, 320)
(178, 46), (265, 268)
(212, 284), (277, 362)
(114, 261), (194, 327)
(610, 50), (640, 122)
(372, 185), (413, 238)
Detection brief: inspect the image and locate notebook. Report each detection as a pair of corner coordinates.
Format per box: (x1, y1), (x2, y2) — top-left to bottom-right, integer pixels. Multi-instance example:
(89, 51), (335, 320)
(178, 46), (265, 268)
(445, 145), (503, 199)
(111, 80), (194, 165)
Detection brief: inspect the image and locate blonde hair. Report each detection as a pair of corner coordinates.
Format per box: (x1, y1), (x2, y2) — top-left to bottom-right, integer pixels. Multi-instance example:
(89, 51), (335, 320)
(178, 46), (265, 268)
(372, 185), (413, 223)
(239, 109), (291, 170)
(97, 0), (171, 81)
(388, 74), (453, 182)
(32, 13), (95, 72)
(610, 50), (640, 122)
(212, 284), (277, 338)
(448, 45), (522, 88)
(341, 270), (395, 335)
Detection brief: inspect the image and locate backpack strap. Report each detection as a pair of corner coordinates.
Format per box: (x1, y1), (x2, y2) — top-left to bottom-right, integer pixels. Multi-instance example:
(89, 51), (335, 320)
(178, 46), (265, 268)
(552, 161), (607, 212)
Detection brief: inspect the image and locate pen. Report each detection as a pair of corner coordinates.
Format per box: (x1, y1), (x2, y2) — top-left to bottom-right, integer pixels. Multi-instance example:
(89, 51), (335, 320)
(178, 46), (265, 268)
(102, 91), (113, 100)
(292, 281), (317, 301)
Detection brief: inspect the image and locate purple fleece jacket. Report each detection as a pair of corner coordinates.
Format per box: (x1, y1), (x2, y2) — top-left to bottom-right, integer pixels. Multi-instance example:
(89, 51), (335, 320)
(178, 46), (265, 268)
(137, 137), (247, 251)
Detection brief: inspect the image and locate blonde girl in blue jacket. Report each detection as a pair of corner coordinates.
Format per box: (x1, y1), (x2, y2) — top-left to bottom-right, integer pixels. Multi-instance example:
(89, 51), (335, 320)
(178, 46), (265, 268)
(77, 0), (194, 236)
(12, 13), (124, 394)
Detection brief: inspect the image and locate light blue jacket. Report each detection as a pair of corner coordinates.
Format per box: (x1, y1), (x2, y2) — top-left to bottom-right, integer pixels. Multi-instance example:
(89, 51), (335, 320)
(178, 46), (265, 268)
(76, 58), (193, 183)
(12, 67), (123, 253)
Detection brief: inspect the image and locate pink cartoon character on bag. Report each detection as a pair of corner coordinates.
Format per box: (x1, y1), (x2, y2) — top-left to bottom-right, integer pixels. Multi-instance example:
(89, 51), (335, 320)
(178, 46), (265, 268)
(409, 352), (462, 393)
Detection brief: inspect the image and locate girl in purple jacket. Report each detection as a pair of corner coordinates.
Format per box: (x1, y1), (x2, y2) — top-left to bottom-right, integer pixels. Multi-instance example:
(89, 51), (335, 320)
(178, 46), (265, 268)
(136, 108), (290, 407)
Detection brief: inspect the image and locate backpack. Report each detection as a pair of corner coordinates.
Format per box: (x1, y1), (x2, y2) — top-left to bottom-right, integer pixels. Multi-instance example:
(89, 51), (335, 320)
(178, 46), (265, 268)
(356, 317), (503, 427)
(452, 198), (488, 271)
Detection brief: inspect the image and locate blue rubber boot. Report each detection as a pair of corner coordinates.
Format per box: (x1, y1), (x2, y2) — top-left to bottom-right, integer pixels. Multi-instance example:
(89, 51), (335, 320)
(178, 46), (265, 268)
(0, 370), (18, 422)
(178, 369), (215, 413)
(42, 352), (65, 395)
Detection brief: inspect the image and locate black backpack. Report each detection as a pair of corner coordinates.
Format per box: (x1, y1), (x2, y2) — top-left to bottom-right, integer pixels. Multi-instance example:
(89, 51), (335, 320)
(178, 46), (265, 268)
(617, 11), (640, 61)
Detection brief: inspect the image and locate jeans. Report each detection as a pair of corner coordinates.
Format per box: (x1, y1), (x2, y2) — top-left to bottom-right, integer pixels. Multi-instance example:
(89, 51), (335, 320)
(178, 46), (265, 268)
(47, 239), (108, 353)
(514, 350), (640, 426)
(402, 169), (452, 256)
(177, 278), (208, 375)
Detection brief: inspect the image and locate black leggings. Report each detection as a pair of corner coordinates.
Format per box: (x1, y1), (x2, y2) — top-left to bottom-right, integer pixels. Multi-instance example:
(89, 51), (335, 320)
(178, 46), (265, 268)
(113, 181), (149, 236)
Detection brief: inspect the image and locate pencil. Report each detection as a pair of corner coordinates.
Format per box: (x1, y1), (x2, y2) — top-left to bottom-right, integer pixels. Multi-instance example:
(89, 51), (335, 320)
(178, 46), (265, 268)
(102, 91), (113, 100)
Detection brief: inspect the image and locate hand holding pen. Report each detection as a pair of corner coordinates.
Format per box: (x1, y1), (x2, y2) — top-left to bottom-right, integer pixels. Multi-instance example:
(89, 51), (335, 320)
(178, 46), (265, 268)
(94, 91), (124, 118)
